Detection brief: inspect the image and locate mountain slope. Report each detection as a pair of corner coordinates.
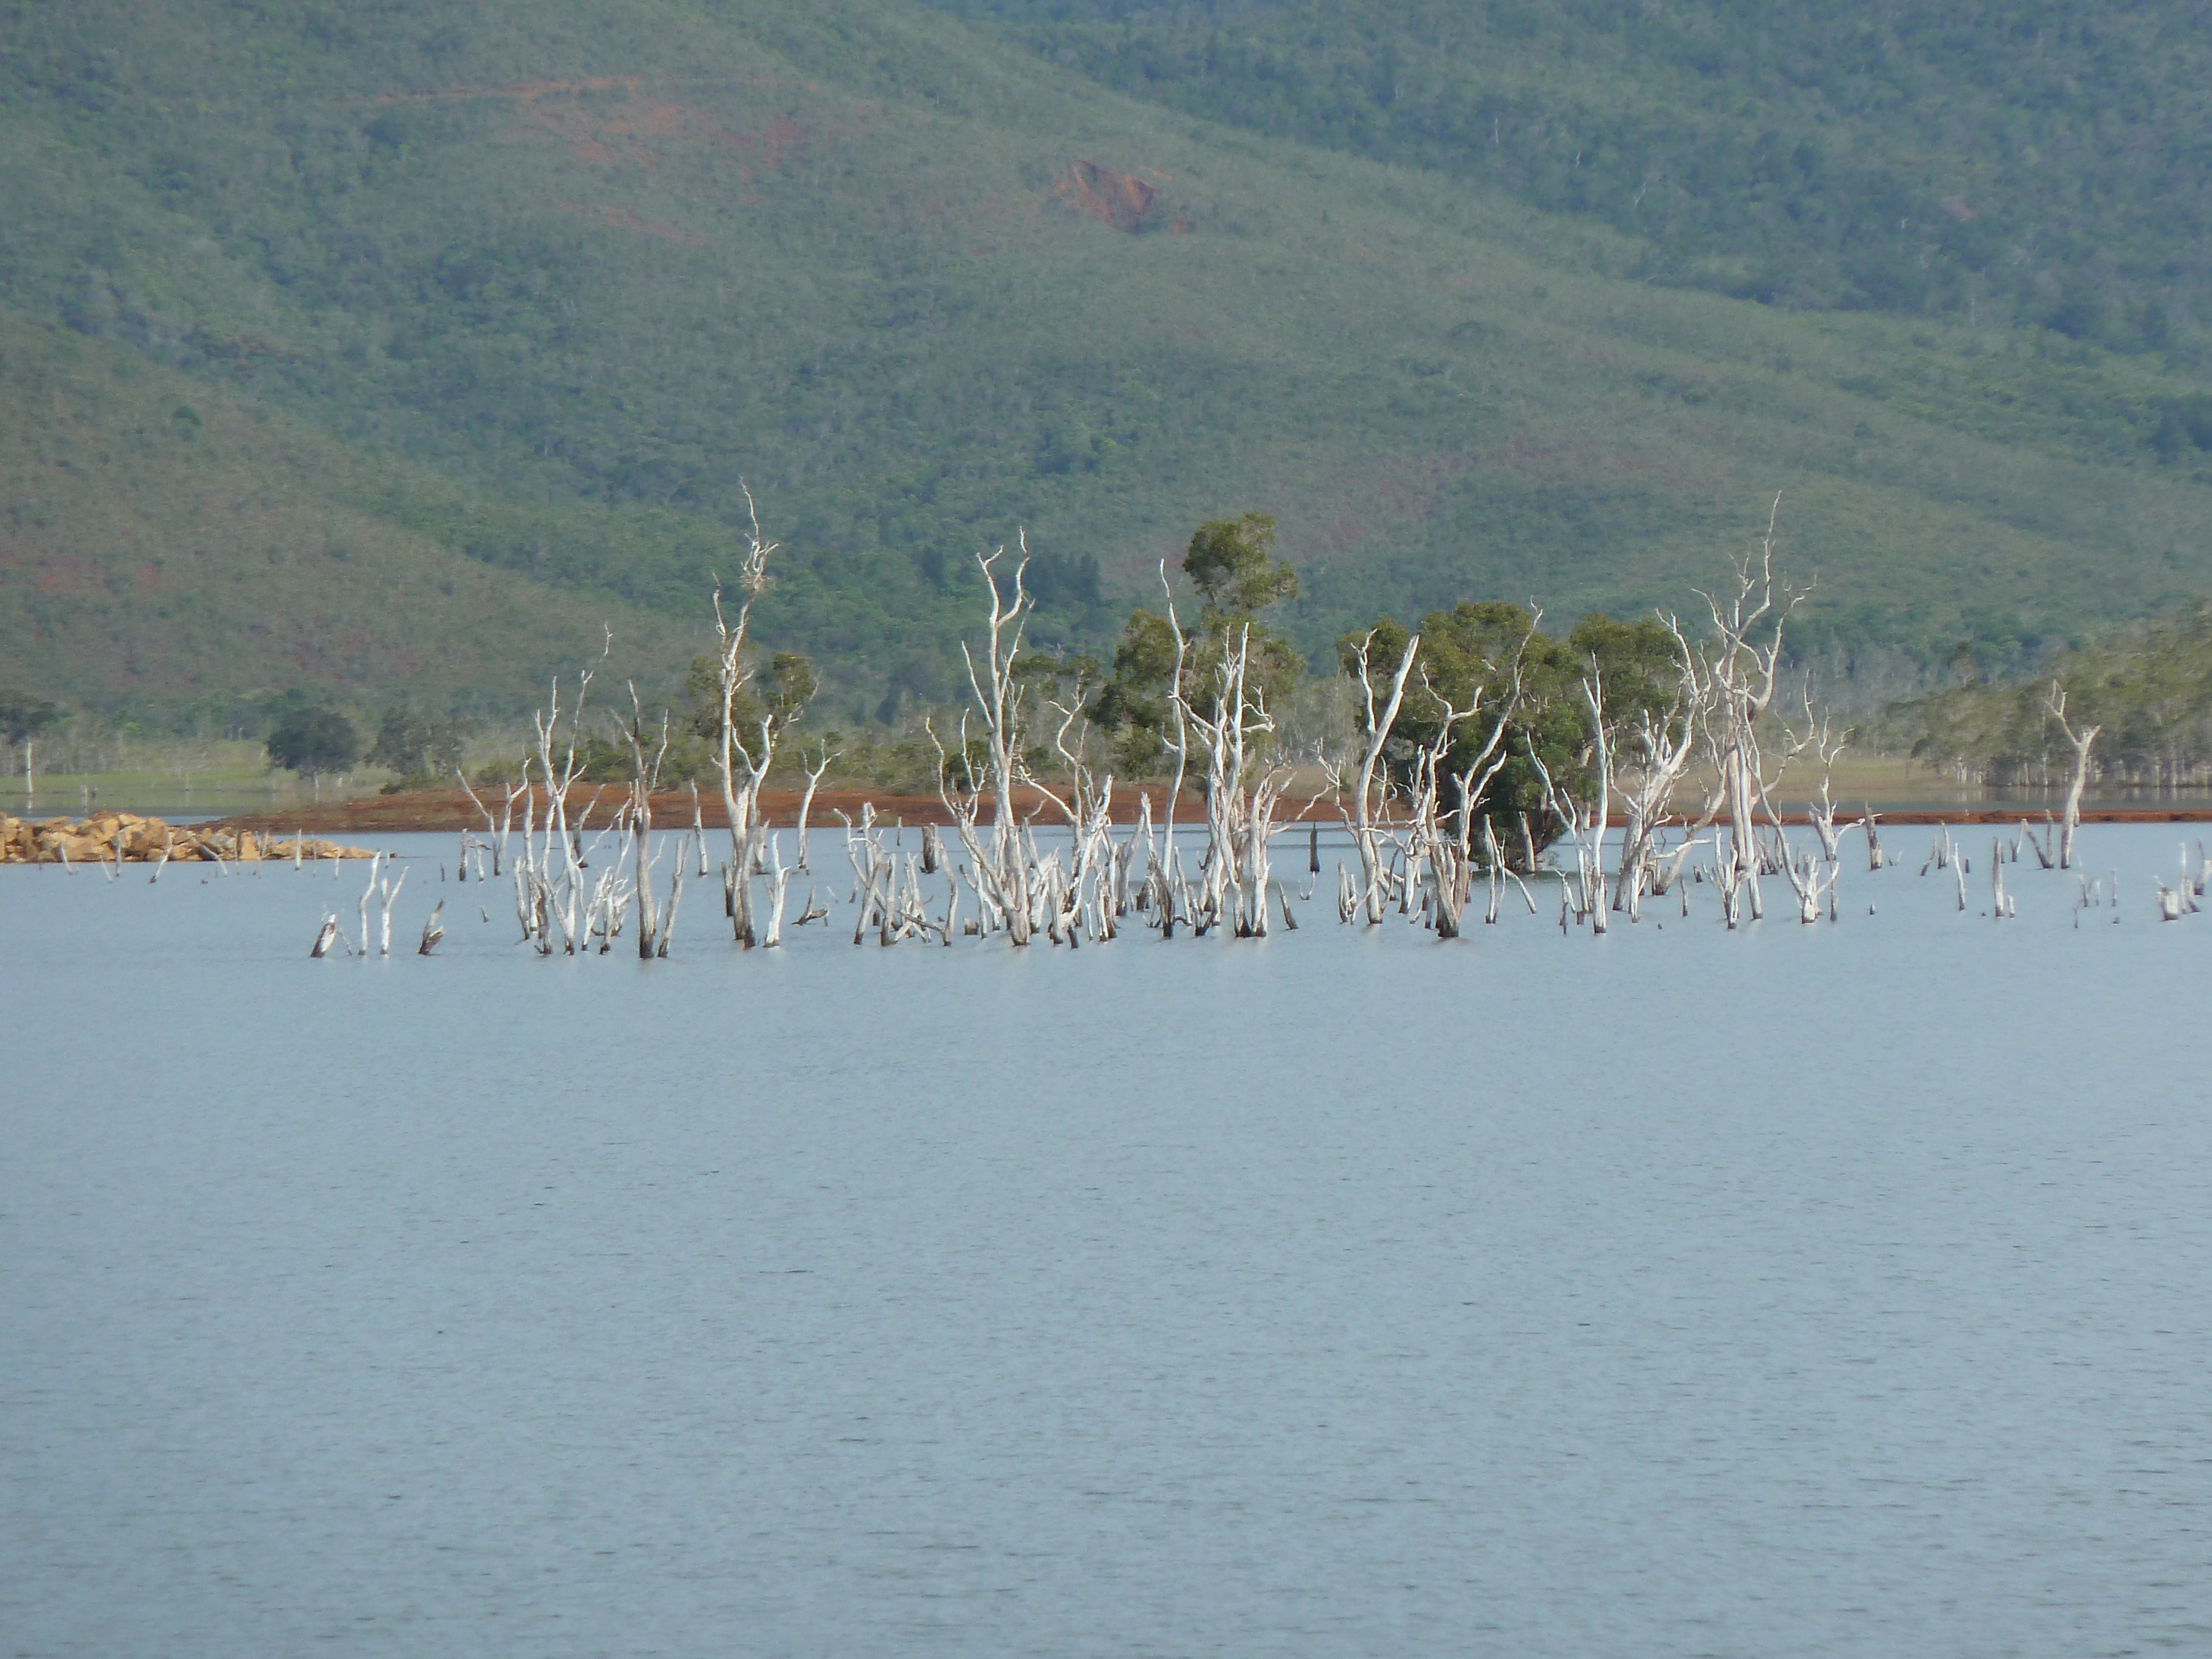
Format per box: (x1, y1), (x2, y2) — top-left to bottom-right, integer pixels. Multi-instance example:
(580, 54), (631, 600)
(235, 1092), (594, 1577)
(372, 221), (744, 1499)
(928, 0), (2212, 348)
(0, 306), (693, 712)
(2, 0), (2209, 719)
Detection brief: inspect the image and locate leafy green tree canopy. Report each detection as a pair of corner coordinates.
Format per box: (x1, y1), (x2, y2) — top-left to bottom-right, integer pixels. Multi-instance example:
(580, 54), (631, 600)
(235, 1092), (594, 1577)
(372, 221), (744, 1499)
(686, 650), (818, 764)
(1343, 604), (1688, 849)
(1183, 512), (1299, 623)
(0, 688), (62, 748)
(1089, 513), (1306, 775)
(267, 708), (361, 784)
(367, 707), (472, 784)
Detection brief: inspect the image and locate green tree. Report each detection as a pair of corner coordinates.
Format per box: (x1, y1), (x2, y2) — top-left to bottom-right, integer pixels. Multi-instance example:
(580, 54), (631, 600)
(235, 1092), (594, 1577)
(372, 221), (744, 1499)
(367, 706), (473, 787)
(1089, 513), (1305, 775)
(0, 687), (62, 799)
(267, 708), (361, 792)
(1183, 511), (1300, 619)
(1341, 604), (1687, 863)
(686, 650), (818, 765)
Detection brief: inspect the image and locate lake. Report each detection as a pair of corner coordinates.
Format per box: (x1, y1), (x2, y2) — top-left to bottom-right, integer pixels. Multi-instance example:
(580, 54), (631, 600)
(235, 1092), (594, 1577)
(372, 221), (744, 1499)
(5, 824), (2210, 1656)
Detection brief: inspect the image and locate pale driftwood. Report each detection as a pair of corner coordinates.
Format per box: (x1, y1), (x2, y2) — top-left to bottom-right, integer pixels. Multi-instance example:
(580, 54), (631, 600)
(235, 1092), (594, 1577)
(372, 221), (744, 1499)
(418, 900), (446, 955)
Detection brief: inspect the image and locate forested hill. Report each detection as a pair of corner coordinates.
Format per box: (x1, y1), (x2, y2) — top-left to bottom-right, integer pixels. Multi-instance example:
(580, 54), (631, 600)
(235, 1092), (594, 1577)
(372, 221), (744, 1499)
(3, 0), (2210, 723)
(931, 0), (2212, 348)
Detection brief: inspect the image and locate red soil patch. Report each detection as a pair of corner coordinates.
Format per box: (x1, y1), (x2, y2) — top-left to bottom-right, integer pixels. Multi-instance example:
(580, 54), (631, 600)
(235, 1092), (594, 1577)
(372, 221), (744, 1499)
(1057, 161), (1159, 232)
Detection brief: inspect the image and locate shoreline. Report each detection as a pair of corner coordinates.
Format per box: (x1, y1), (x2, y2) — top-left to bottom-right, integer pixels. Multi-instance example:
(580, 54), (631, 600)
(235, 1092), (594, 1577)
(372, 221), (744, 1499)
(199, 787), (2212, 836)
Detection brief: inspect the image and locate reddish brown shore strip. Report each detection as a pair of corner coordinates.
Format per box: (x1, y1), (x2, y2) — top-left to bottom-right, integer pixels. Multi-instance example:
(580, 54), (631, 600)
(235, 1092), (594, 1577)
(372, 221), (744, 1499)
(214, 785), (1229, 835)
(210, 789), (2212, 836)
(1806, 807), (2212, 826)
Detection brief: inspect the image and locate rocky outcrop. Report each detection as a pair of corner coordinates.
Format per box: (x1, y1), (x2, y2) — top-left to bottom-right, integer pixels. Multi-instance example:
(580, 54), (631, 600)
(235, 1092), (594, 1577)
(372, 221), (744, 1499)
(0, 811), (374, 864)
(1061, 160), (1159, 232)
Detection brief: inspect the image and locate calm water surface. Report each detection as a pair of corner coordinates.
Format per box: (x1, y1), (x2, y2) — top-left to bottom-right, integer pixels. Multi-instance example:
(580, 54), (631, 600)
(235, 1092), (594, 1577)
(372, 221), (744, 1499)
(5, 826), (2210, 1657)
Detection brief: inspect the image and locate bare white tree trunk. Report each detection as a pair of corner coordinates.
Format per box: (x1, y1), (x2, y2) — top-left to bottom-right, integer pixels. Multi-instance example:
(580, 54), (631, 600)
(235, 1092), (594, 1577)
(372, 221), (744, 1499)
(931, 538), (1039, 943)
(619, 685), (672, 958)
(794, 743), (834, 873)
(2047, 684), (2101, 871)
(711, 485), (778, 905)
(1694, 497), (1804, 930)
(1610, 629), (1707, 912)
(1336, 630), (1420, 925)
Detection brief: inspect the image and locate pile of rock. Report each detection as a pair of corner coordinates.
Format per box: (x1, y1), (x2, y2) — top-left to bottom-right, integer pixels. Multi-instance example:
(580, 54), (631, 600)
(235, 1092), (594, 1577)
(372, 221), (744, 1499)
(0, 811), (374, 864)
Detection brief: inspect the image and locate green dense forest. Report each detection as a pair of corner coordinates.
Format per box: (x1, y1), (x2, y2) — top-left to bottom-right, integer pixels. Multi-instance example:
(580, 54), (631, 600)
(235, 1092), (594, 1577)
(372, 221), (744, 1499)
(2, 0), (2209, 728)
(1885, 603), (2212, 788)
(930, 0), (2212, 351)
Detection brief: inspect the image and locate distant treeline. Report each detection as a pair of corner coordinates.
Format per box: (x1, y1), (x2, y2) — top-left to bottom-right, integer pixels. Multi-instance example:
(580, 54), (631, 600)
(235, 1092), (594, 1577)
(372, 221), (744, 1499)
(1881, 603), (2212, 788)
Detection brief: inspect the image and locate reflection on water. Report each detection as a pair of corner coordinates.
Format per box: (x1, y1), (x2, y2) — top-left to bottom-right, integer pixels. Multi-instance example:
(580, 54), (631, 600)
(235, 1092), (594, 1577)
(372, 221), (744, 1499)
(5, 826), (2210, 1657)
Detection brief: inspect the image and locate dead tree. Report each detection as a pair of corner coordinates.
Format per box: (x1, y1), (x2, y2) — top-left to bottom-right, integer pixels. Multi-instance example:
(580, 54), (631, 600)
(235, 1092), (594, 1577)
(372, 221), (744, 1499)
(1610, 620), (1709, 917)
(793, 742), (835, 873)
(705, 489), (812, 944)
(1335, 629), (1421, 925)
(2046, 684), (2101, 870)
(1530, 670), (1614, 934)
(1151, 571), (1197, 935)
(1693, 497), (1806, 928)
(1792, 688), (1848, 862)
(1174, 620), (1290, 936)
(709, 487), (776, 942)
(618, 685), (673, 958)
(1425, 658), (1529, 937)
(931, 538), (1037, 943)
(519, 661), (597, 954)
(1026, 656), (1122, 945)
